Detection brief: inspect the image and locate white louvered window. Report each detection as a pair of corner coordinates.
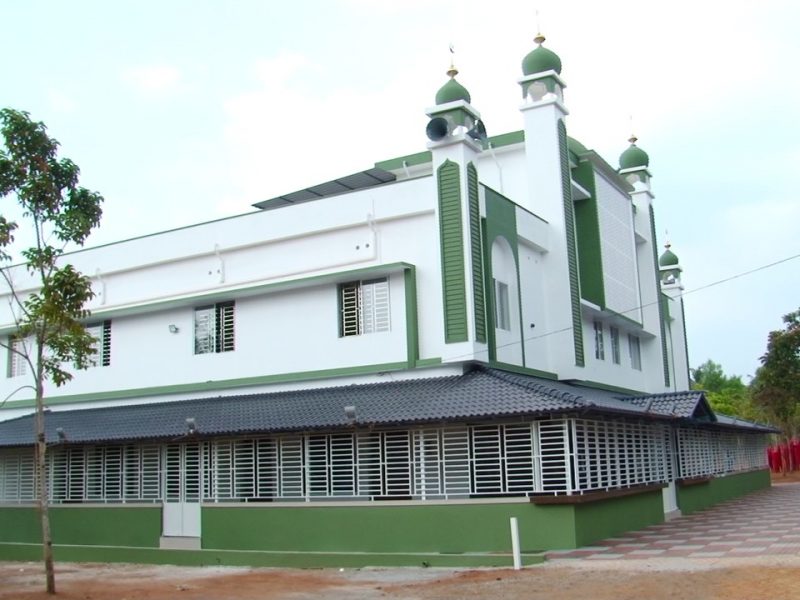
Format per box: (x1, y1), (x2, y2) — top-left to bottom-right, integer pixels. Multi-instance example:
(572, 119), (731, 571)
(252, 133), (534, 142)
(7, 336), (28, 378)
(594, 321), (605, 360)
(339, 278), (390, 337)
(494, 280), (510, 331)
(194, 301), (235, 354)
(610, 327), (621, 365)
(86, 321), (112, 367)
(629, 334), (642, 370)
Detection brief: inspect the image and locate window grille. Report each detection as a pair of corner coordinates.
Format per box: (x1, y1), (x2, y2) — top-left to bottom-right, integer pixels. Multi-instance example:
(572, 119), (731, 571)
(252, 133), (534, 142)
(677, 428), (768, 479)
(339, 278), (390, 337)
(1, 420), (770, 505)
(194, 302), (235, 354)
(628, 334), (642, 370)
(7, 336), (28, 378)
(594, 321), (605, 360)
(86, 321), (112, 367)
(0, 449), (35, 503)
(536, 420), (572, 493)
(572, 419), (672, 492)
(610, 327), (621, 364)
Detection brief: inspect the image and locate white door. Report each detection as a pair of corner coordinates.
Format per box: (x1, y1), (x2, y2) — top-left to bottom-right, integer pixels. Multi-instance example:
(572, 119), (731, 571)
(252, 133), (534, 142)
(662, 431), (680, 516)
(162, 443), (202, 537)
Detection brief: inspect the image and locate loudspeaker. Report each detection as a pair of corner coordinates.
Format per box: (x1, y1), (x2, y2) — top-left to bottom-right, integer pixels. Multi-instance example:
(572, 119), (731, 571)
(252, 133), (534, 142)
(467, 119), (487, 142)
(426, 117), (449, 141)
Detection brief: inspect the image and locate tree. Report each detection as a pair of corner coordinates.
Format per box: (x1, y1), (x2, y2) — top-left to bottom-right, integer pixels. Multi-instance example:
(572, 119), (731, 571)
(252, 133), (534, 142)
(752, 308), (800, 442)
(690, 359), (762, 422)
(0, 108), (103, 594)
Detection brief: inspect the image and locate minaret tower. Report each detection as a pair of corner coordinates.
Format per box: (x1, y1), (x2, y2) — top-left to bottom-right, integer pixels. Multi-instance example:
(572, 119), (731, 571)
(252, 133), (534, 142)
(518, 34), (584, 373)
(426, 56), (488, 355)
(659, 241), (690, 390)
(619, 135), (671, 390)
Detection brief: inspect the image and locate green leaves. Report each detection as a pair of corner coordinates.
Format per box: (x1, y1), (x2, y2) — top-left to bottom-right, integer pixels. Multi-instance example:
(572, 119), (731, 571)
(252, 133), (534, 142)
(752, 308), (800, 438)
(0, 108), (104, 251)
(1, 108), (104, 385)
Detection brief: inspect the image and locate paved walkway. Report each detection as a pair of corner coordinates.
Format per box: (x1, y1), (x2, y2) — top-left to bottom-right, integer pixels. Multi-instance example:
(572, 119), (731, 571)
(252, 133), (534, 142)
(547, 482), (800, 560)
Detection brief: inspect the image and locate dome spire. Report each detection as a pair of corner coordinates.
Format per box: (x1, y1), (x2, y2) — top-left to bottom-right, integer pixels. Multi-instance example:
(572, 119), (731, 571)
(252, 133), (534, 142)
(447, 43), (458, 79)
(435, 44), (471, 105)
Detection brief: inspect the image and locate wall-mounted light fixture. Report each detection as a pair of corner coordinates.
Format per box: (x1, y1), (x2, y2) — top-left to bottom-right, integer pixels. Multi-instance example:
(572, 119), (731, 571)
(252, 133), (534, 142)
(168, 324), (179, 334)
(56, 427), (66, 441)
(186, 417), (197, 435)
(344, 405), (357, 424)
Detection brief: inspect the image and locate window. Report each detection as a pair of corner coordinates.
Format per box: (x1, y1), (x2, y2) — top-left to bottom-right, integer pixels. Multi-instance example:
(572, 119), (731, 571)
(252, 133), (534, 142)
(610, 326), (621, 365)
(86, 321), (111, 367)
(629, 334), (642, 370)
(7, 337), (27, 378)
(194, 301), (235, 354)
(593, 321), (605, 360)
(339, 278), (390, 337)
(494, 279), (510, 331)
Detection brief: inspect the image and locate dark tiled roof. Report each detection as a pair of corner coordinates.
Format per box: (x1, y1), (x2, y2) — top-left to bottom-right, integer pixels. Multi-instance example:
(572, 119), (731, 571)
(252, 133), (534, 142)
(0, 366), (773, 447)
(625, 390), (712, 419)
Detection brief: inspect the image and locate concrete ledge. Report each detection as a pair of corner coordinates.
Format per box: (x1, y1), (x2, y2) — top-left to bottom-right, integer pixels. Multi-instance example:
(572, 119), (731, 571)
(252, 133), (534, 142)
(677, 476), (713, 487)
(530, 483), (666, 505)
(0, 542), (545, 568)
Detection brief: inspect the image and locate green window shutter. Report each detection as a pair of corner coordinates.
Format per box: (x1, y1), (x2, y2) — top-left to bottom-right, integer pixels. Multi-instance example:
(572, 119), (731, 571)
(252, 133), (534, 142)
(649, 206), (671, 387)
(467, 162), (486, 343)
(558, 121), (584, 366)
(437, 160), (468, 343)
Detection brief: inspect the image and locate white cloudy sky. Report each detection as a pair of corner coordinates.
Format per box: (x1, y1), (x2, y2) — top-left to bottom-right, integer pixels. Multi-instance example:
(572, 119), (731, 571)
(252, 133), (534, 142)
(2, 0), (799, 380)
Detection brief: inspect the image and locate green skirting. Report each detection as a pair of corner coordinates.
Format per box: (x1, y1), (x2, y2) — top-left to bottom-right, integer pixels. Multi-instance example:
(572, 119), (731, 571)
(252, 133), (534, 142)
(0, 489), (666, 567)
(676, 469), (771, 514)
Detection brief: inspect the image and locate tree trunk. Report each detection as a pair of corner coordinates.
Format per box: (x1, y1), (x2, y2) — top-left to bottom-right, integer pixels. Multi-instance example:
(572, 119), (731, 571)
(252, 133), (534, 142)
(34, 379), (55, 594)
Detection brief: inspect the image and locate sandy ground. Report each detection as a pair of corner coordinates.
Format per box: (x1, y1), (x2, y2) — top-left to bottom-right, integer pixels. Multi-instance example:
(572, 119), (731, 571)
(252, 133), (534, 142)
(3, 556), (800, 600)
(2, 472), (797, 599)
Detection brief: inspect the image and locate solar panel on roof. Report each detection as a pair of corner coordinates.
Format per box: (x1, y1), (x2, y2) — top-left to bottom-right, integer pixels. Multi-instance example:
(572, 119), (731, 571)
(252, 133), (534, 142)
(253, 168), (397, 211)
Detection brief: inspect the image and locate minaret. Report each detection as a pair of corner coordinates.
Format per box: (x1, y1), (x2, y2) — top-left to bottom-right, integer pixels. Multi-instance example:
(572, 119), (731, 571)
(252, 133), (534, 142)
(659, 241), (690, 390)
(426, 57), (488, 355)
(518, 34), (584, 373)
(619, 135), (671, 390)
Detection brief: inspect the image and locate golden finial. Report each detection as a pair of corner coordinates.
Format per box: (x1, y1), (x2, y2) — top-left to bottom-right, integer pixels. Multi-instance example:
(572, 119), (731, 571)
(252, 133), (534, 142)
(447, 43), (458, 78)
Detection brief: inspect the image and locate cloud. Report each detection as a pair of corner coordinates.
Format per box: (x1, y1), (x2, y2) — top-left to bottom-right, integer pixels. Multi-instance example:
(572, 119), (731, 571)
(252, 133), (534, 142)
(121, 65), (183, 97)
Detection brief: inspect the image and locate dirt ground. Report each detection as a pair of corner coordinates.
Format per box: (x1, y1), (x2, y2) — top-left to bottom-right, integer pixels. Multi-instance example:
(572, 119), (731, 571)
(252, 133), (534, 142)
(2, 473), (798, 600)
(3, 556), (800, 600)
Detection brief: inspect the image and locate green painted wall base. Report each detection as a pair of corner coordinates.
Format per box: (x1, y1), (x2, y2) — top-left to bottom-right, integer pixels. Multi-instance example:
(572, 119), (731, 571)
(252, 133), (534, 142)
(0, 489), (667, 566)
(676, 469), (771, 514)
(0, 542), (545, 568)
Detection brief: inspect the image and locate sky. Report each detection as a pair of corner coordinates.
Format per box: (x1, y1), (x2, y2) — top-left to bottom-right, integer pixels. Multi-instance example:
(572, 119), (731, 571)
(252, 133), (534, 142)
(2, 0), (799, 380)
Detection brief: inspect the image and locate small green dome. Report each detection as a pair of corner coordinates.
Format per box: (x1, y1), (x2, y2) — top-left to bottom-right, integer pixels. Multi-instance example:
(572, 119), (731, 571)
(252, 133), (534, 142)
(659, 246), (679, 267)
(619, 136), (650, 169)
(436, 69), (471, 105)
(567, 136), (589, 156)
(522, 34), (562, 76)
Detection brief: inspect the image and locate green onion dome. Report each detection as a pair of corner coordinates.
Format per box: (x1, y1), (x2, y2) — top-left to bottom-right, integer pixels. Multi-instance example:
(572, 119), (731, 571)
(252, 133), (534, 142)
(436, 67), (471, 105)
(659, 244), (679, 267)
(522, 34), (562, 76)
(619, 135), (650, 169)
